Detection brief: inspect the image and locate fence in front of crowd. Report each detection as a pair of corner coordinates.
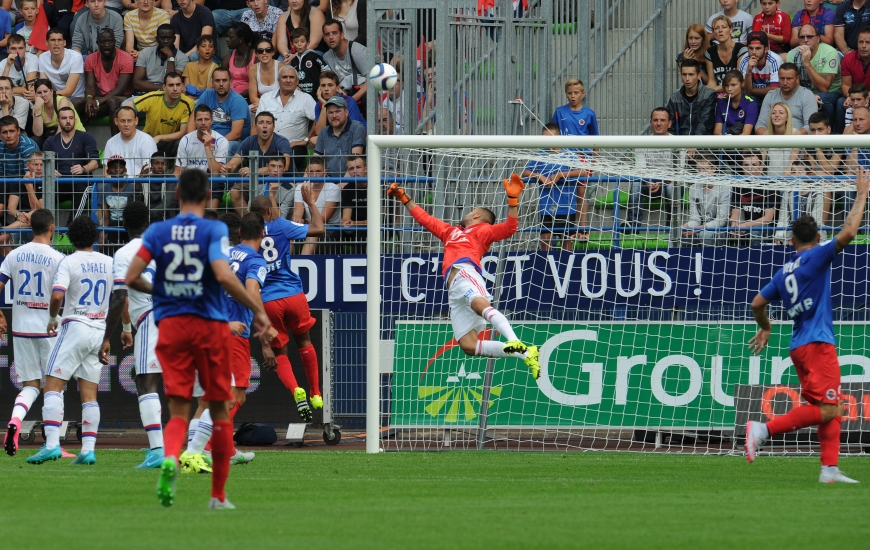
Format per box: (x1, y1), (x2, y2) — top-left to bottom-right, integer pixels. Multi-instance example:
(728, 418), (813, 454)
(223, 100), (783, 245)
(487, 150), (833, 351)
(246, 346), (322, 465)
(367, 0), (762, 137)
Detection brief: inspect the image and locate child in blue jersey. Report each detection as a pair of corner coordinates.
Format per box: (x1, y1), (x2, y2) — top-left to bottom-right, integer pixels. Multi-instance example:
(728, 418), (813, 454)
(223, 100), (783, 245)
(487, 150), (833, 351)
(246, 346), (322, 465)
(552, 78), (600, 140)
(522, 123), (591, 249)
(745, 168), (869, 483)
(249, 190), (326, 421)
(126, 169), (272, 510)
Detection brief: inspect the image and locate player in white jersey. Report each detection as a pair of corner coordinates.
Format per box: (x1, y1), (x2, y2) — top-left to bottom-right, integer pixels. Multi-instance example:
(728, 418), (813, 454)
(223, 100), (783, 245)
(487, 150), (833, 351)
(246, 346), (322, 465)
(99, 201), (165, 469)
(27, 216), (114, 466)
(1, 210), (65, 457)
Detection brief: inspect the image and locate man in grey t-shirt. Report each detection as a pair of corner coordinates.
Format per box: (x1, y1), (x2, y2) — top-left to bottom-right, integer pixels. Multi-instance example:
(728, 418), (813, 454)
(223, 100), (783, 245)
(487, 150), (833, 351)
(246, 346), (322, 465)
(322, 19), (367, 108)
(755, 63), (820, 135)
(132, 24), (189, 92)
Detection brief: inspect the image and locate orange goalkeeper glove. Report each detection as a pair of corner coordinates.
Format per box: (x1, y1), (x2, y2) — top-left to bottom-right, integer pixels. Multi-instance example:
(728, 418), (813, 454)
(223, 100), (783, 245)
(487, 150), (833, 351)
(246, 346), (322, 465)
(387, 183), (411, 204)
(503, 174), (524, 206)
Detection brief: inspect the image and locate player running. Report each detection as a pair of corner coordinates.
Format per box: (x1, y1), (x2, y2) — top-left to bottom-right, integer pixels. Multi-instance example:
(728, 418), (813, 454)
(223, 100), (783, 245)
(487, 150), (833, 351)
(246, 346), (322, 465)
(99, 201), (165, 469)
(1, 210), (65, 456)
(181, 212), (278, 472)
(387, 175), (540, 378)
(248, 191), (324, 421)
(746, 168), (869, 483)
(27, 216), (113, 466)
(125, 169), (271, 509)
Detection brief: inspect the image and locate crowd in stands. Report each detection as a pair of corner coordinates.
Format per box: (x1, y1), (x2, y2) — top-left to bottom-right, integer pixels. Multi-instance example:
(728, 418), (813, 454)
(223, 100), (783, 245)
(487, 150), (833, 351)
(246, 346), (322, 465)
(0, 0), (378, 255)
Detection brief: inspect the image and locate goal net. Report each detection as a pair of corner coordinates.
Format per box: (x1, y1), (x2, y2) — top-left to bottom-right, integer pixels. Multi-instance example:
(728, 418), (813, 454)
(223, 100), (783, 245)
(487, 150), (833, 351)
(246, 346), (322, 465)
(365, 134), (870, 455)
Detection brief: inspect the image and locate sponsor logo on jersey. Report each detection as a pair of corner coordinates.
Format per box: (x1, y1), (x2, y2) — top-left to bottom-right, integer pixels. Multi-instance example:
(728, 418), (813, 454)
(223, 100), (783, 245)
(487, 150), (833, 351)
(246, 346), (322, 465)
(738, 110), (745, 118)
(305, 60), (312, 69)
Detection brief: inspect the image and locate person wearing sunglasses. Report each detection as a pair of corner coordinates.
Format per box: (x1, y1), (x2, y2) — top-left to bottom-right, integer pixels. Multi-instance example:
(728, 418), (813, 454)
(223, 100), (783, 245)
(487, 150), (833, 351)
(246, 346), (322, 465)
(248, 37), (279, 113)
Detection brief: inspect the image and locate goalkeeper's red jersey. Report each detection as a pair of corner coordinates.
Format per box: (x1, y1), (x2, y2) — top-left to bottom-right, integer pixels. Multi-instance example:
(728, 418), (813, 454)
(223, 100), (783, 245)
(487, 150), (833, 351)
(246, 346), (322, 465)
(409, 205), (518, 279)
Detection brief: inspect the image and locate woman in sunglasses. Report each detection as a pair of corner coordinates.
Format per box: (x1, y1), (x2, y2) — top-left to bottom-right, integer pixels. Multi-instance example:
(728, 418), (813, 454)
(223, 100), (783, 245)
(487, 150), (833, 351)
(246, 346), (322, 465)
(248, 37), (280, 114)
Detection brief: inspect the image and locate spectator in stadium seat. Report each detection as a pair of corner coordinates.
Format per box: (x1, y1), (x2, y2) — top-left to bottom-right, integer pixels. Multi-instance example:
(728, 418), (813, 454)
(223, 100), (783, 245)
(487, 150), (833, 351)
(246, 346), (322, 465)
(248, 37), (279, 112)
(838, 27), (870, 131)
(790, 0), (835, 48)
(125, 71), (194, 156)
(133, 24), (189, 92)
(256, 65), (315, 174)
(752, 0), (791, 57)
(626, 108), (674, 232)
(124, 0), (171, 63)
(318, 0), (366, 45)
(0, 116), (38, 224)
(30, 78), (86, 146)
(314, 94), (365, 176)
(764, 102), (801, 176)
(377, 106), (394, 136)
(0, 76), (30, 130)
(706, 0), (753, 43)
(276, 0), (328, 58)
(714, 70), (759, 137)
(681, 153), (730, 245)
(42, 106), (99, 214)
(83, 28), (133, 133)
(843, 83), (870, 132)
(676, 24), (710, 82)
(239, 0), (283, 44)
(755, 63), (819, 134)
(666, 59), (717, 136)
(379, 64), (406, 133)
(71, 0), (124, 58)
(740, 31), (781, 102)
(221, 22), (255, 99)
(310, 70), (365, 146)
(193, 67), (250, 157)
(224, 110), (292, 214)
(834, 0), (870, 55)
(171, 0), (215, 61)
(264, 156), (293, 219)
(705, 15), (748, 92)
(551, 77), (599, 137)
(0, 34), (39, 101)
(98, 154), (135, 247)
(322, 19), (367, 113)
(15, 0), (43, 56)
(103, 104), (158, 181)
(287, 28), (329, 102)
(729, 149), (778, 243)
(38, 28), (87, 114)
(340, 154), (366, 252)
(181, 35), (219, 97)
(212, 0), (249, 38)
(787, 23), (842, 132)
(175, 104), (229, 210)
(294, 155), (339, 255)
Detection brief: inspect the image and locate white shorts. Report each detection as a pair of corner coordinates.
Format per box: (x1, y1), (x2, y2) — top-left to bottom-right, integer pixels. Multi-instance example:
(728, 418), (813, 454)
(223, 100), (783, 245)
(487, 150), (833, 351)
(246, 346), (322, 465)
(45, 321), (103, 384)
(448, 266), (491, 340)
(12, 337), (56, 383)
(193, 372), (204, 398)
(134, 313), (162, 375)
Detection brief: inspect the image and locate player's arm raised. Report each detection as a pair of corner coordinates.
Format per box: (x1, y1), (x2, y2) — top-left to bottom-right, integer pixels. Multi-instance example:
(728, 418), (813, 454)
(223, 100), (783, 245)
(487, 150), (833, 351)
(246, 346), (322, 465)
(301, 183), (325, 237)
(749, 293), (772, 354)
(388, 183), (455, 241)
(836, 167), (870, 253)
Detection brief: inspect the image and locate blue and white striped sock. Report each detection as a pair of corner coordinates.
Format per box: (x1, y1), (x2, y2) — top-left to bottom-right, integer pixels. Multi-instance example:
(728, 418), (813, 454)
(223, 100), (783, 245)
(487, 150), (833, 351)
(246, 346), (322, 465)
(80, 402), (100, 454)
(138, 393), (163, 450)
(189, 409), (213, 455)
(42, 391), (64, 449)
(12, 386), (40, 422)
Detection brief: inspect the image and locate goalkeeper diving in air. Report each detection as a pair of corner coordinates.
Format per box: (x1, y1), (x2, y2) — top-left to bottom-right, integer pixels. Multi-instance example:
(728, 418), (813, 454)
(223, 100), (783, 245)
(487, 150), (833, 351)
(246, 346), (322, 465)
(388, 175), (540, 379)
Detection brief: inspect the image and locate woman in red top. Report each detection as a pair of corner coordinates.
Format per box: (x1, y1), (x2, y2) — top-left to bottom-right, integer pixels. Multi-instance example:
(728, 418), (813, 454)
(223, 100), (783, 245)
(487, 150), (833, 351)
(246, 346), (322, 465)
(221, 22), (255, 100)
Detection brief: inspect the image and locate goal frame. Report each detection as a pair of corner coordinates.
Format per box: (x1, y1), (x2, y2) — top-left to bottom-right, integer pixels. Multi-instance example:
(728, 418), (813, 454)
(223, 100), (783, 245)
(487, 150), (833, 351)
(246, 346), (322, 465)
(364, 133), (870, 454)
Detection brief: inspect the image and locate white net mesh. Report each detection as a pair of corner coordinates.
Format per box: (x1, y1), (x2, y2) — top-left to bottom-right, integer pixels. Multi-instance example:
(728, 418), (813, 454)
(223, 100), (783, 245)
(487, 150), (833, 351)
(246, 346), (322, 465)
(372, 138), (870, 455)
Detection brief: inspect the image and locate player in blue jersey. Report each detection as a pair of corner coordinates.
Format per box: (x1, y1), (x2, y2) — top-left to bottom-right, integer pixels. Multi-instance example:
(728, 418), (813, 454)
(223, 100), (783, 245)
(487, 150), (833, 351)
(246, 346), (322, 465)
(125, 169), (273, 509)
(746, 169), (869, 483)
(248, 191), (324, 422)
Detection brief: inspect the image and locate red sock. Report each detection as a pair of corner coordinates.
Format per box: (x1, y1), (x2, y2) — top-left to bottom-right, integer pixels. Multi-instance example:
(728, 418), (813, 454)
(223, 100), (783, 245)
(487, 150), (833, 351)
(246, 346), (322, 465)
(275, 355), (299, 391)
(164, 416), (188, 460)
(299, 345), (320, 396)
(229, 401), (240, 423)
(766, 404), (822, 436)
(210, 420), (233, 500)
(818, 416), (842, 466)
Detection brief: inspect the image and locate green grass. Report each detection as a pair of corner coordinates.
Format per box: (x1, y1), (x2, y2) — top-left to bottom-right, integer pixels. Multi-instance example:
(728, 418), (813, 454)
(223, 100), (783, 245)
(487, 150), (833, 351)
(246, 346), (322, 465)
(2, 450), (869, 549)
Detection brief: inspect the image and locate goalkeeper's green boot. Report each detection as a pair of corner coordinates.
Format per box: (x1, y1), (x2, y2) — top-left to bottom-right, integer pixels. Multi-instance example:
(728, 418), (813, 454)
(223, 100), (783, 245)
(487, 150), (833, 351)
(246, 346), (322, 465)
(524, 346), (540, 380)
(294, 387), (313, 422)
(503, 340), (527, 355)
(310, 395), (323, 409)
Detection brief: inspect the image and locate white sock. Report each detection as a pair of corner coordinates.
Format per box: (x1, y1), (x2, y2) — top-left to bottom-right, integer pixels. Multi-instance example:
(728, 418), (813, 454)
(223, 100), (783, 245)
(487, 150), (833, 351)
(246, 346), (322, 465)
(138, 393), (163, 450)
(189, 409), (213, 454)
(187, 418), (199, 448)
(80, 402), (99, 454)
(11, 386), (40, 422)
(481, 307), (519, 341)
(42, 391), (64, 449)
(475, 340), (527, 358)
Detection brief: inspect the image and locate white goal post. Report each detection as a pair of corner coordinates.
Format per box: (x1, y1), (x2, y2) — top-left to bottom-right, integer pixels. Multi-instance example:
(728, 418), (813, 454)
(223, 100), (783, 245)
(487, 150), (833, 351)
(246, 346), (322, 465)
(365, 134), (870, 455)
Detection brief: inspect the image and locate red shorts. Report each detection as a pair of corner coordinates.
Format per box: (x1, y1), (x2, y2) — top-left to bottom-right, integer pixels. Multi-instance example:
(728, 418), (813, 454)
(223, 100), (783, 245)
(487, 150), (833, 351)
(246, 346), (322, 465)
(229, 335), (252, 389)
(155, 315), (233, 401)
(264, 293), (316, 348)
(789, 342), (841, 405)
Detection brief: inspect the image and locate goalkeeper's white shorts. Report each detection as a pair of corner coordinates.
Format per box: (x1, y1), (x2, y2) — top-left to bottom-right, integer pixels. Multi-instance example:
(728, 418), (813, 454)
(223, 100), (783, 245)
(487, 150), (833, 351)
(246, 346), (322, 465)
(448, 265), (491, 339)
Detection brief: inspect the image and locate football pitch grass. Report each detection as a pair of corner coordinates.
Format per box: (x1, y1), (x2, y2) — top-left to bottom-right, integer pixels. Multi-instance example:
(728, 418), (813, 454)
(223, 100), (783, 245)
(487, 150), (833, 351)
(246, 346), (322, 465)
(2, 449), (868, 549)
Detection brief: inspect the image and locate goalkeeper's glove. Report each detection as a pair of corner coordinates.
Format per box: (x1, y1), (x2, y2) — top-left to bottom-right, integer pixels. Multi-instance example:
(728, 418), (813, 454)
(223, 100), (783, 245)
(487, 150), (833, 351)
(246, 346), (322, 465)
(387, 183), (411, 204)
(503, 174), (524, 207)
